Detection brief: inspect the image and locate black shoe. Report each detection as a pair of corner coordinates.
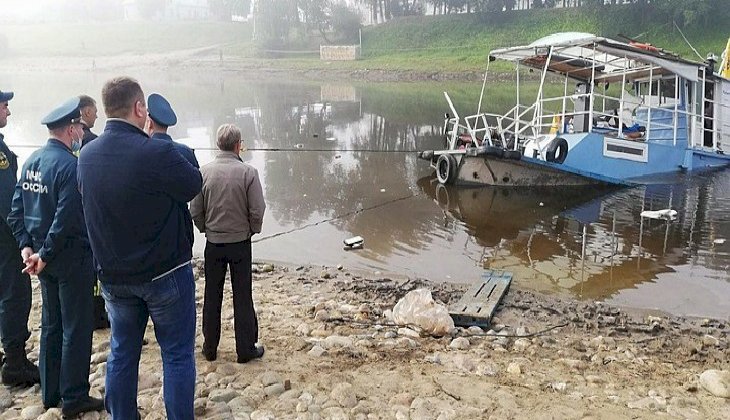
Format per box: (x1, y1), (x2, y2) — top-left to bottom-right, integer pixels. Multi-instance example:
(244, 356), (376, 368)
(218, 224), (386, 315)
(1, 361), (40, 387)
(61, 396), (104, 419)
(202, 347), (217, 362)
(237, 345), (265, 363)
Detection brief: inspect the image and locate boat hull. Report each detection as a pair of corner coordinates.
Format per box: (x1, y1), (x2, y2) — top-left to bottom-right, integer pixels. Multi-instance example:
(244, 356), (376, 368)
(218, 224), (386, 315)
(452, 155), (617, 187)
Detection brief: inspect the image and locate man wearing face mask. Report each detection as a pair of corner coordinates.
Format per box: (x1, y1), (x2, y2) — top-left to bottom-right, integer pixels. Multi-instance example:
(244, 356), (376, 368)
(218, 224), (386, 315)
(7, 97), (103, 417)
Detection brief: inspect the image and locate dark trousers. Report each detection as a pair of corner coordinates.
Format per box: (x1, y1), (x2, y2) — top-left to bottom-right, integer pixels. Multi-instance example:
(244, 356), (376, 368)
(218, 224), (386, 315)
(202, 240), (258, 358)
(38, 249), (95, 407)
(0, 220), (31, 353)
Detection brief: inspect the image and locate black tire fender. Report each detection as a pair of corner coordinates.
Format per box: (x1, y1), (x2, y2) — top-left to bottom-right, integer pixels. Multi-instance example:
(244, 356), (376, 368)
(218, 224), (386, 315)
(436, 154), (457, 184)
(545, 137), (569, 164)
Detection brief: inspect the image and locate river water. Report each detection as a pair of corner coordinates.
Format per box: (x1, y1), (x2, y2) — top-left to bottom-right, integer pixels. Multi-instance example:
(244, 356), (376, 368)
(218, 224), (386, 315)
(2, 70), (729, 318)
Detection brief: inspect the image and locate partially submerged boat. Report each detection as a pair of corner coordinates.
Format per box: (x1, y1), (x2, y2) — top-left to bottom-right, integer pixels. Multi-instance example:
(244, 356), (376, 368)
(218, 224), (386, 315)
(419, 32), (730, 186)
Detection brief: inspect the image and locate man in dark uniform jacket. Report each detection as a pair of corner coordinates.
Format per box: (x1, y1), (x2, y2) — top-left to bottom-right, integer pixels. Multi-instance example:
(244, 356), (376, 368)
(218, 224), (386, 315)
(146, 93), (199, 248)
(78, 95), (98, 149)
(78, 77), (201, 420)
(146, 93), (198, 167)
(7, 98), (103, 417)
(0, 89), (39, 387)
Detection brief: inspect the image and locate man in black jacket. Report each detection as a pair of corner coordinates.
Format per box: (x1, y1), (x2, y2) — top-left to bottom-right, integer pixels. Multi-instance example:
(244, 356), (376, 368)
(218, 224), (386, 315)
(78, 95), (98, 148)
(77, 76), (201, 420)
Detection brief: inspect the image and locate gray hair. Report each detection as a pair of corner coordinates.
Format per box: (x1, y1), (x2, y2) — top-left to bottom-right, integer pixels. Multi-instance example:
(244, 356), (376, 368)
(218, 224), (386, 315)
(216, 124), (242, 151)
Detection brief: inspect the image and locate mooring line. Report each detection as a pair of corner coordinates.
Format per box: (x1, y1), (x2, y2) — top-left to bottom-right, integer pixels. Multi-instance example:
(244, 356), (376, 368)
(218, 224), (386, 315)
(253, 191), (421, 243)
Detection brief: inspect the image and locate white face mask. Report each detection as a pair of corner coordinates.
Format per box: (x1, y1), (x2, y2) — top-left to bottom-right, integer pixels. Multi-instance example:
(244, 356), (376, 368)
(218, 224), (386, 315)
(70, 125), (82, 152)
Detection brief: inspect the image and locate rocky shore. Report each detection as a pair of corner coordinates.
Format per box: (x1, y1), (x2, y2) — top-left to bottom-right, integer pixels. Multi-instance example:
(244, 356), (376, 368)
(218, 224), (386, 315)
(1, 258), (729, 419)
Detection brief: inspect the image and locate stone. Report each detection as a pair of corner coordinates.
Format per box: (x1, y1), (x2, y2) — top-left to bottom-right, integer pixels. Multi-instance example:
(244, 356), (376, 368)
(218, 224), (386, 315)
(397, 327), (420, 339)
(296, 323), (312, 336)
(699, 369), (730, 398)
(322, 335), (354, 349)
(702, 335), (720, 347)
(330, 382), (358, 408)
(551, 382), (568, 392)
(389, 393), (413, 407)
(21, 405), (46, 420)
(260, 371), (282, 387)
(507, 362), (522, 375)
(0, 388), (12, 410)
(453, 354), (476, 373)
(90, 352), (108, 364)
(250, 410), (276, 420)
(467, 326), (484, 335)
(515, 326), (529, 336)
(321, 407), (348, 420)
(308, 345), (326, 357)
(264, 383), (286, 397)
(627, 396), (667, 411)
(216, 363), (239, 376)
(279, 389), (302, 400)
(314, 310), (330, 322)
(384, 331), (397, 339)
(210, 389), (240, 403)
(512, 338), (531, 351)
(38, 409), (63, 420)
(449, 337), (470, 350)
(228, 396), (254, 414)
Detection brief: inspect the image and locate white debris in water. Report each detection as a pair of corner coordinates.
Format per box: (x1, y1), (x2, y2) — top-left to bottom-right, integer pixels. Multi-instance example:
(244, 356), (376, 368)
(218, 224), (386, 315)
(713, 238), (726, 244)
(640, 209), (677, 220)
(380, 188), (386, 192)
(539, 202), (544, 207)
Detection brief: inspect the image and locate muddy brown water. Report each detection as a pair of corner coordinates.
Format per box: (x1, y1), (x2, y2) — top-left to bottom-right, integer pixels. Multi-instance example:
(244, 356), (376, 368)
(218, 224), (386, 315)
(2, 70), (728, 319)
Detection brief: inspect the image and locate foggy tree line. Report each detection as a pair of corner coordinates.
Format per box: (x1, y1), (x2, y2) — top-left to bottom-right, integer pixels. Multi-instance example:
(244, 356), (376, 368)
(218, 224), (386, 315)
(356, 0), (723, 26)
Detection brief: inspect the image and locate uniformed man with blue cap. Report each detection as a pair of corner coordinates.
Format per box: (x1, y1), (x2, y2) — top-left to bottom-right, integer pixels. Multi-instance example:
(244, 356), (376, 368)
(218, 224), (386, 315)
(146, 93), (199, 168)
(146, 93), (199, 248)
(7, 97), (104, 417)
(0, 89), (40, 388)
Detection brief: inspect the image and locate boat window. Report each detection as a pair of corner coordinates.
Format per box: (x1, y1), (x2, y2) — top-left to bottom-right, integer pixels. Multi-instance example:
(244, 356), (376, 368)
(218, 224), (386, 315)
(636, 78), (679, 107)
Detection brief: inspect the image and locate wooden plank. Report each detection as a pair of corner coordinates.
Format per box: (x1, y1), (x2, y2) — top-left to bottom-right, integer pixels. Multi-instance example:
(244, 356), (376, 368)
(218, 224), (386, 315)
(449, 271), (512, 328)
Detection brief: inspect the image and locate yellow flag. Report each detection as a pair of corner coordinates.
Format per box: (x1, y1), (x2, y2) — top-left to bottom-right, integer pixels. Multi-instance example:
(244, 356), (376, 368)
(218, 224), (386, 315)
(722, 37), (730, 79)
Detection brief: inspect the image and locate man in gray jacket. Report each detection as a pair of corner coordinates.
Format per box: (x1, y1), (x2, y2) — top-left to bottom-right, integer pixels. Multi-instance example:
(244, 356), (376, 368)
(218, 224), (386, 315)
(190, 124), (266, 363)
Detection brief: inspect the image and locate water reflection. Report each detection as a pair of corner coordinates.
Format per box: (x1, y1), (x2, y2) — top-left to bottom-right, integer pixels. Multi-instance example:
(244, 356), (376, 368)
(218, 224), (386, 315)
(417, 173), (730, 318)
(2, 70), (728, 318)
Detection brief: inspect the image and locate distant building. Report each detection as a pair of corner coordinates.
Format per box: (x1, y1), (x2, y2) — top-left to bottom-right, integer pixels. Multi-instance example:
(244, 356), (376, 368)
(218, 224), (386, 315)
(123, 0), (212, 21)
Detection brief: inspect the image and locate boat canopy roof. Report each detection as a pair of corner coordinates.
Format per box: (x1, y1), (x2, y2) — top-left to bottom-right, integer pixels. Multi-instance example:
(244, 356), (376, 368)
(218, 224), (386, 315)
(490, 32), (711, 82)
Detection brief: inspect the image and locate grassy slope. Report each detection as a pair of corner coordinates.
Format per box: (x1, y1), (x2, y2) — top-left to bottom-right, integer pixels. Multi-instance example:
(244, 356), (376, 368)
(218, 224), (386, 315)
(358, 6), (729, 73)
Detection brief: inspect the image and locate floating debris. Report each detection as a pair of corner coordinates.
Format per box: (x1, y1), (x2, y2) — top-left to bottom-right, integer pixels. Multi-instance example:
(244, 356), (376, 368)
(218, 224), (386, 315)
(640, 209), (677, 220)
(344, 236), (364, 250)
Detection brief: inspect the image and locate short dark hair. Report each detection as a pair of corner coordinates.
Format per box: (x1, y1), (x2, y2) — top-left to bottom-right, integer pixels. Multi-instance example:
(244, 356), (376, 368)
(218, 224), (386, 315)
(78, 94), (96, 109)
(102, 77), (143, 119)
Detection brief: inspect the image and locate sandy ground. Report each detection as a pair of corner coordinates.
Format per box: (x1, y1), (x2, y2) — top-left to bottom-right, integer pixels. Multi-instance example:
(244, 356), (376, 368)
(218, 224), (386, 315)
(0, 258), (729, 419)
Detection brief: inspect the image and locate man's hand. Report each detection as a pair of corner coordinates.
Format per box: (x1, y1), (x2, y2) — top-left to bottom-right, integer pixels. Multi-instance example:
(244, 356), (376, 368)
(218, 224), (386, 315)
(22, 254), (46, 276)
(21, 247), (33, 263)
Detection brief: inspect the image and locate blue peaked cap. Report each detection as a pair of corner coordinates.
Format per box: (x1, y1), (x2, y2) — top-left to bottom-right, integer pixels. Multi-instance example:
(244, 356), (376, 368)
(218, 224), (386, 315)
(147, 93), (177, 127)
(41, 97), (82, 130)
(0, 91), (14, 102)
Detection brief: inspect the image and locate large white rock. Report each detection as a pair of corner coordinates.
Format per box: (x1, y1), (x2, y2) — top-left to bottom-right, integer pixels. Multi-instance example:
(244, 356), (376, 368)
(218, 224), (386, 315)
(699, 369), (730, 398)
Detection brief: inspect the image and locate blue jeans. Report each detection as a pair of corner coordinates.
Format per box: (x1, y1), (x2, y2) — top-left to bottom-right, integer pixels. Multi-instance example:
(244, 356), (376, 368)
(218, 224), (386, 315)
(101, 264), (196, 420)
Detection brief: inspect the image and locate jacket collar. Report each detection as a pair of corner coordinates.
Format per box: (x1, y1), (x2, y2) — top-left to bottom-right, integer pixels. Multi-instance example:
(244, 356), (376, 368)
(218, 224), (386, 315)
(104, 119), (149, 138)
(47, 138), (74, 154)
(215, 150), (243, 162)
(151, 132), (172, 142)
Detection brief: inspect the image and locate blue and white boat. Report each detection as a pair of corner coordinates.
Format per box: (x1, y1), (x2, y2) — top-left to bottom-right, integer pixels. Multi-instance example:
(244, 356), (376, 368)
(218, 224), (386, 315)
(419, 32), (730, 186)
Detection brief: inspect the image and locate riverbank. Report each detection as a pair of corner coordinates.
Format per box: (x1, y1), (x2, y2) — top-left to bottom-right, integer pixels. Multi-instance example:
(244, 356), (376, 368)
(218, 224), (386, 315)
(1, 259), (728, 419)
